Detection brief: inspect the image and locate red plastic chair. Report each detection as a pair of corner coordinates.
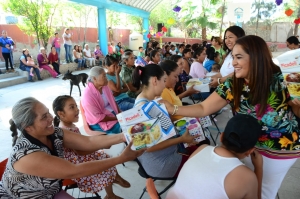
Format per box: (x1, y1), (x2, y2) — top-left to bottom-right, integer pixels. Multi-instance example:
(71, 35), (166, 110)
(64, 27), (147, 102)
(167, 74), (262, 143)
(0, 158), (8, 180)
(79, 101), (106, 136)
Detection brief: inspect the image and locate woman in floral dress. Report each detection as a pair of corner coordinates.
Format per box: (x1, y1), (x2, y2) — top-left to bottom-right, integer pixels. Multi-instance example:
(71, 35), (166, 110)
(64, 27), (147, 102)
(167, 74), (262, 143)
(161, 35), (300, 199)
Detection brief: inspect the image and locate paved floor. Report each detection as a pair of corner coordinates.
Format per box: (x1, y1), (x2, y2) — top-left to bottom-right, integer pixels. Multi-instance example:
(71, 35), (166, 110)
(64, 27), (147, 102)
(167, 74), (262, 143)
(0, 69), (299, 199)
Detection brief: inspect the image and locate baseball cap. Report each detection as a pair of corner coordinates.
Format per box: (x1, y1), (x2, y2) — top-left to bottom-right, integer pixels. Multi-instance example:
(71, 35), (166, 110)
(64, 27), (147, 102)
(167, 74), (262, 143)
(224, 114), (262, 153)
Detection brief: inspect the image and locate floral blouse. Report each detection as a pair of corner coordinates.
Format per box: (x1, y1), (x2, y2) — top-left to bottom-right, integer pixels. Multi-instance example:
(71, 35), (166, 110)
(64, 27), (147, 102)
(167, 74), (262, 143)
(216, 72), (300, 159)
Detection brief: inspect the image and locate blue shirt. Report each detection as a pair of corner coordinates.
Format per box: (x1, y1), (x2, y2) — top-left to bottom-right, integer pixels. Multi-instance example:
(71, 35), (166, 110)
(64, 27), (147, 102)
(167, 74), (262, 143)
(0, 36), (14, 53)
(106, 74), (129, 101)
(204, 60), (215, 72)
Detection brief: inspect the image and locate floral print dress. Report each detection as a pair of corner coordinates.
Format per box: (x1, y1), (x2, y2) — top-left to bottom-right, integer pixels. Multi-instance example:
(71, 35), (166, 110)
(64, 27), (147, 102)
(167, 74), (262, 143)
(216, 72), (300, 159)
(63, 125), (117, 193)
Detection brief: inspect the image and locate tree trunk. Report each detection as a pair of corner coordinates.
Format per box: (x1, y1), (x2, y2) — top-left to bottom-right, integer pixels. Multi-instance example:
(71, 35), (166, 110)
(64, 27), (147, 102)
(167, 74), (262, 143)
(202, 27), (207, 40)
(255, 0), (261, 35)
(294, 7), (300, 36)
(219, 0), (226, 37)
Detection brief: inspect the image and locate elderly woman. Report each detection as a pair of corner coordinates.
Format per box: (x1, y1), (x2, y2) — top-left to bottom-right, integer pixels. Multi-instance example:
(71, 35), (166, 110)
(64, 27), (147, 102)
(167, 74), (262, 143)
(81, 66), (122, 134)
(161, 35), (300, 199)
(19, 49), (42, 82)
(36, 47), (59, 78)
(83, 44), (96, 67)
(47, 46), (62, 76)
(120, 51), (140, 98)
(0, 97), (144, 198)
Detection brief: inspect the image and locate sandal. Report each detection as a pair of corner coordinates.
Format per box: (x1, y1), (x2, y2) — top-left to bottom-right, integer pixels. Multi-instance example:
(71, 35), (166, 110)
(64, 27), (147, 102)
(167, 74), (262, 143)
(104, 195), (123, 199)
(113, 175), (131, 188)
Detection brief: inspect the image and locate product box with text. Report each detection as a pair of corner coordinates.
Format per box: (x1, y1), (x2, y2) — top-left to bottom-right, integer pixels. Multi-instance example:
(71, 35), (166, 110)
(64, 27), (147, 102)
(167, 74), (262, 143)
(174, 117), (206, 148)
(116, 99), (176, 150)
(186, 78), (210, 92)
(273, 49), (300, 100)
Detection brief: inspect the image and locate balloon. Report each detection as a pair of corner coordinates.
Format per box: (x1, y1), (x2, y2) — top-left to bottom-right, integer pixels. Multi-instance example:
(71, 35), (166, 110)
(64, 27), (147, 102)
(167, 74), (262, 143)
(167, 18), (175, 25)
(162, 26), (168, 32)
(157, 32), (163, 37)
(149, 26), (153, 30)
(173, 6), (181, 12)
(294, 18), (300, 24)
(275, 0), (282, 6)
(147, 33), (151, 39)
(285, 9), (294, 17)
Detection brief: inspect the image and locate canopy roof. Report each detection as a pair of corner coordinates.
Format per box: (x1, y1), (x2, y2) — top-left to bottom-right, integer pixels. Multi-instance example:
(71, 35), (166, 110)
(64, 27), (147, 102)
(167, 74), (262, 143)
(110, 0), (162, 12)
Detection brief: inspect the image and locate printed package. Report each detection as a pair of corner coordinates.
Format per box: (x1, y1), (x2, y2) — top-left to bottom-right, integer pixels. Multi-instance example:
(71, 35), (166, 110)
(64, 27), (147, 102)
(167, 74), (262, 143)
(174, 117), (206, 148)
(186, 78), (210, 92)
(273, 49), (300, 100)
(116, 99), (176, 150)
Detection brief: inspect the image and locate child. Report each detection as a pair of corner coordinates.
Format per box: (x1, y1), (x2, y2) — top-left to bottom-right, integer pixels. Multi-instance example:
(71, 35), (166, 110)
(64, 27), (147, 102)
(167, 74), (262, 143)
(27, 55), (43, 76)
(206, 63), (221, 77)
(52, 95), (130, 198)
(169, 44), (176, 55)
(138, 46), (145, 57)
(166, 114), (263, 199)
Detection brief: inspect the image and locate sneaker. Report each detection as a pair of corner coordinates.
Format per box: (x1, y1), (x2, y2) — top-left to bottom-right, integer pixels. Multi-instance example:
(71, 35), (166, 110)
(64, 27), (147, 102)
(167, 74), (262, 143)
(38, 78), (43, 81)
(11, 69), (15, 73)
(28, 80), (34, 82)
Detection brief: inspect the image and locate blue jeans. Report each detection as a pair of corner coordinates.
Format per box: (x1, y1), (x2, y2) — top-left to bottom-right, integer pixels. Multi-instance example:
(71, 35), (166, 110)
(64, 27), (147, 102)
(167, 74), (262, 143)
(64, 44), (72, 62)
(75, 59), (85, 69)
(89, 122), (121, 135)
(20, 65), (41, 81)
(117, 97), (135, 111)
(55, 47), (60, 64)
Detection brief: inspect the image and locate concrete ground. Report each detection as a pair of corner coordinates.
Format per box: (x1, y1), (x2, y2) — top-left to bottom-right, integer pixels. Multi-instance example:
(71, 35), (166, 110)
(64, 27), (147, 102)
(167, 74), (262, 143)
(0, 68), (299, 199)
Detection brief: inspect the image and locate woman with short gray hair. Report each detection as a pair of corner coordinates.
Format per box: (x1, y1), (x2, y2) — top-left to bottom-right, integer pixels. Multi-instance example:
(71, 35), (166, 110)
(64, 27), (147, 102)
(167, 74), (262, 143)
(82, 66), (122, 134)
(0, 97), (144, 198)
(83, 43), (96, 67)
(37, 47), (60, 78)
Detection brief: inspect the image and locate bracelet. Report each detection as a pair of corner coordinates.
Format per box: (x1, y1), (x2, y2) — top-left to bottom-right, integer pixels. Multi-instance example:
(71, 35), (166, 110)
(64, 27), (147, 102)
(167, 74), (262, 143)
(217, 78), (221, 85)
(172, 105), (179, 115)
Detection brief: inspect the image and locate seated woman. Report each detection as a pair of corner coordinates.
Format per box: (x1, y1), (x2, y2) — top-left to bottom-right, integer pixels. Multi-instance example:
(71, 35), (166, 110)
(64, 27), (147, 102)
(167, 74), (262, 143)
(83, 44), (96, 67)
(148, 50), (161, 65)
(189, 47), (207, 78)
(203, 47), (220, 72)
(160, 60), (199, 121)
(182, 48), (192, 73)
(73, 45), (85, 70)
(94, 44), (104, 60)
(37, 47), (59, 78)
(19, 48), (42, 82)
(53, 95), (130, 199)
(120, 51), (140, 98)
(0, 97), (144, 198)
(105, 55), (135, 111)
(48, 46), (62, 76)
(81, 66), (122, 134)
(132, 64), (198, 178)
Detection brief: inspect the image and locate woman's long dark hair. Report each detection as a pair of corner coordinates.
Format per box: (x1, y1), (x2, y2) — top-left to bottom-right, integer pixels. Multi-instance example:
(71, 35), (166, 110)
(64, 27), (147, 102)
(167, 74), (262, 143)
(232, 35), (281, 117)
(132, 64), (165, 90)
(223, 26), (245, 53)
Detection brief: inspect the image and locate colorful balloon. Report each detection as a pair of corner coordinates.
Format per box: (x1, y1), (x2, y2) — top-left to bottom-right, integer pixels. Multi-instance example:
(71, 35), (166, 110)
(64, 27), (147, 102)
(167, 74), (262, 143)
(167, 18), (175, 25)
(285, 9), (293, 17)
(162, 26), (168, 32)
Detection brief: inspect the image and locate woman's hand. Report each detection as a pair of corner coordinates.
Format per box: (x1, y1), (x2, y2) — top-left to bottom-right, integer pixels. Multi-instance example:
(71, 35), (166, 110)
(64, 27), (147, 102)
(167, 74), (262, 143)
(251, 150), (263, 170)
(115, 65), (121, 74)
(186, 85), (200, 95)
(119, 142), (146, 162)
(180, 130), (199, 146)
(209, 77), (219, 88)
(158, 99), (174, 115)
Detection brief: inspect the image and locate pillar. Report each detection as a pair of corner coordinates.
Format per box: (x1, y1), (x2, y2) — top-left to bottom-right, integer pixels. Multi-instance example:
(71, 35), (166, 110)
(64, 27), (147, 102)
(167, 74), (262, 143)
(143, 17), (149, 49)
(98, 7), (108, 55)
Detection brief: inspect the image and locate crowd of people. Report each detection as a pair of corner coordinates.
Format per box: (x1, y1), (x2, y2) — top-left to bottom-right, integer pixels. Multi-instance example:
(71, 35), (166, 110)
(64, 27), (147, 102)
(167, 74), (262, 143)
(0, 25), (300, 199)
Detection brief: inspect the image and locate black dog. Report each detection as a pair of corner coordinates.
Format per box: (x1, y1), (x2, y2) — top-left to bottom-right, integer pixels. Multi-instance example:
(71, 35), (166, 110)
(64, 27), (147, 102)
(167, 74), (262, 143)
(62, 70), (88, 96)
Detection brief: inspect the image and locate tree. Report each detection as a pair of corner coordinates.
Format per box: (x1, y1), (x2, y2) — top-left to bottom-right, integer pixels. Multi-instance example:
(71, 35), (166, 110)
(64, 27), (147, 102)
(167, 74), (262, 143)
(2, 0), (59, 49)
(251, 0), (276, 35)
(182, 0), (222, 39)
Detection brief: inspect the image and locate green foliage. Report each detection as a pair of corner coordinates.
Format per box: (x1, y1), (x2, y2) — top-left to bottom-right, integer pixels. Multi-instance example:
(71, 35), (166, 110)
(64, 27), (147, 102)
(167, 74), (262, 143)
(149, 0), (176, 31)
(2, 0), (59, 49)
(250, 0), (277, 22)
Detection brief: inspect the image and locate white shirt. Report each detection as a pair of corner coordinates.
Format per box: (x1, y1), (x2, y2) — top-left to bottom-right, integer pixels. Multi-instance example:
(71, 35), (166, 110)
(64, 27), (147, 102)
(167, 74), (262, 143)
(169, 49), (176, 55)
(102, 93), (114, 112)
(83, 48), (92, 57)
(62, 33), (72, 45)
(220, 54), (233, 77)
(166, 146), (243, 199)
